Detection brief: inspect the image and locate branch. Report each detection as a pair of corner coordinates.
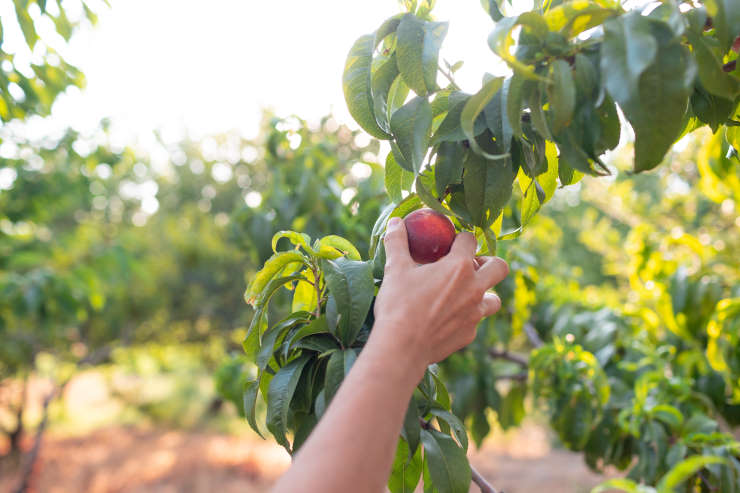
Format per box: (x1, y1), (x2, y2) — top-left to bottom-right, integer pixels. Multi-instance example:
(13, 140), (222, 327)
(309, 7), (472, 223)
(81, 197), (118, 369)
(13, 391), (54, 493)
(723, 60), (736, 73)
(488, 349), (528, 367)
(524, 323), (544, 348)
(494, 372), (528, 382)
(472, 466), (499, 493)
(419, 418), (501, 493)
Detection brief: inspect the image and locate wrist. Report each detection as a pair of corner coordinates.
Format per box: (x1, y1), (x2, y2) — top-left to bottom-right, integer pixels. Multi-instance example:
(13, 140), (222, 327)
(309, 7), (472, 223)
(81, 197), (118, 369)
(362, 320), (427, 389)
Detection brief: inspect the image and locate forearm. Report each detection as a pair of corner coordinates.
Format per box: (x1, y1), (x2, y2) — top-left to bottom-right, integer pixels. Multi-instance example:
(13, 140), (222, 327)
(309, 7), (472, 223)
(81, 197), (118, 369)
(270, 323), (424, 493)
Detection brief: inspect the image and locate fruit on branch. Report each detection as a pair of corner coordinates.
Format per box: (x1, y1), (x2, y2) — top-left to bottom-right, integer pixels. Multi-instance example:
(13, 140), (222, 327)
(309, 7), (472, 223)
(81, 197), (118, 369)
(403, 208), (456, 264)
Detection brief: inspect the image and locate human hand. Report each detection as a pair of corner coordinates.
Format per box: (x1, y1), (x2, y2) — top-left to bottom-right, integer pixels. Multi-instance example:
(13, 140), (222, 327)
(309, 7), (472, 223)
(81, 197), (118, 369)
(369, 216), (509, 376)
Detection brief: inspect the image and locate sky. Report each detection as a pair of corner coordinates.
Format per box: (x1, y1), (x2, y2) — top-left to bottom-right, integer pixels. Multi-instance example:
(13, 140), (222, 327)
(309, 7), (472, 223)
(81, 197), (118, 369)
(27, 0), (510, 144)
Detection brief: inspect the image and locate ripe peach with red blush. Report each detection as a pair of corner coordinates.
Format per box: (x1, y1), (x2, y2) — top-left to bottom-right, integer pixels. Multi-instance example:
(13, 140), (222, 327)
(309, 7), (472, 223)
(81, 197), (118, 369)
(403, 208), (457, 264)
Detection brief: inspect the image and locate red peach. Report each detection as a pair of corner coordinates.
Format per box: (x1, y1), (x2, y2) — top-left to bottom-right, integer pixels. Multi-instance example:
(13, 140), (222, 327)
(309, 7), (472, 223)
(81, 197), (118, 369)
(403, 208), (457, 264)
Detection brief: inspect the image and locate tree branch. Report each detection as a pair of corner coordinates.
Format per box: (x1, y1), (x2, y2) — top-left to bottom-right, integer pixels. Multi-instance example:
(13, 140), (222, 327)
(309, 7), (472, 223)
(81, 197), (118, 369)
(524, 323), (544, 348)
(494, 372), (528, 382)
(13, 391), (54, 493)
(488, 349), (528, 367)
(472, 465), (499, 493)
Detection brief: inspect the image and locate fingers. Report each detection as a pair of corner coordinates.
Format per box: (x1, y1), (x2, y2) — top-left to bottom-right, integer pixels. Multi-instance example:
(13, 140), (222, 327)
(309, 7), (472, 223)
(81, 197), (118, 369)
(475, 256), (509, 290)
(448, 232), (476, 259)
(480, 292), (502, 317)
(383, 217), (413, 271)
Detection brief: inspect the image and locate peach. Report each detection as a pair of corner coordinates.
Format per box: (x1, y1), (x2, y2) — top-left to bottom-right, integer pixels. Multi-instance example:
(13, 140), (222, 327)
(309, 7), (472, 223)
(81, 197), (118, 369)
(403, 208), (456, 264)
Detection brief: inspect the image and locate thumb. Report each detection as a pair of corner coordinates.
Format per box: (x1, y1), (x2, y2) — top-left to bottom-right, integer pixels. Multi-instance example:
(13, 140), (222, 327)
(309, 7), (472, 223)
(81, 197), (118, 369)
(383, 217), (413, 272)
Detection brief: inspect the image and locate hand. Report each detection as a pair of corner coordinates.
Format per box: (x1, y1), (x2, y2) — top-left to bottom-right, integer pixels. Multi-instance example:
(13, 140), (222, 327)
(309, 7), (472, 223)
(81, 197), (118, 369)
(369, 216), (509, 376)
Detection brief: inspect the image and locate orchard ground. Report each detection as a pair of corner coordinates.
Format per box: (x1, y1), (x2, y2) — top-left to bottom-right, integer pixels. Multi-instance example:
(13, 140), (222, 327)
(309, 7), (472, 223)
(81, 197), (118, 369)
(0, 369), (614, 493)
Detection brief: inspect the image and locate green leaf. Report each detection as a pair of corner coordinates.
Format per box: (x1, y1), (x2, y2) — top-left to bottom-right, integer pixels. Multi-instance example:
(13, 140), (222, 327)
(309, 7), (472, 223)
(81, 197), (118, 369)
(687, 30), (740, 101)
(396, 14), (449, 96)
(372, 53), (401, 134)
(519, 141), (558, 226)
(415, 172), (449, 216)
(432, 92), (487, 144)
(463, 151), (515, 227)
(704, 0), (740, 52)
(613, 24), (696, 171)
(257, 312), (311, 371)
(324, 348), (357, 404)
(343, 34), (393, 140)
(245, 252), (308, 306)
(272, 230), (313, 254)
(657, 456), (727, 492)
(506, 74), (526, 137)
(266, 354), (312, 453)
(243, 380), (263, 438)
(480, 0), (504, 22)
(282, 316), (330, 360)
(434, 141), (466, 197)
(317, 235), (362, 261)
(421, 21), (449, 92)
(462, 77), (508, 160)
(547, 59), (576, 134)
(402, 396), (421, 456)
(543, 1), (621, 39)
(13, 0), (38, 49)
(601, 11), (658, 105)
(429, 408), (468, 452)
(390, 96), (433, 174)
(389, 439), (423, 493)
(526, 80), (552, 141)
(488, 14), (549, 80)
(386, 149), (415, 202)
(375, 15), (403, 49)
(420, 429), (471, 493)
(592, 478), (655, 493)
(321, 258), (374, 346)
(484, 78), (513, 152)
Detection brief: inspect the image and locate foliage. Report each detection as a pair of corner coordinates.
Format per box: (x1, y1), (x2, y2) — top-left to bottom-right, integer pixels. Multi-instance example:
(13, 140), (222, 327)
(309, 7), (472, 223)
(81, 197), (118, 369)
(0, 0), (106, 123)
(243, 1), (740, 492)
(0, 111), (386, 454)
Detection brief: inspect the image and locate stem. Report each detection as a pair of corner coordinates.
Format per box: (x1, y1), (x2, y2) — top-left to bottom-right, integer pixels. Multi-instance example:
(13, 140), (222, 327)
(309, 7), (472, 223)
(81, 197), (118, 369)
(438, 65), (461, 91)
(312, 265), (322, 318)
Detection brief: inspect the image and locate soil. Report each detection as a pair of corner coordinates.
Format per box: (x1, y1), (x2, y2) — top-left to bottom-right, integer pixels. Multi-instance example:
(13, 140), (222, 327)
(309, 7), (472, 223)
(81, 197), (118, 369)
(0, 424), (611, 493)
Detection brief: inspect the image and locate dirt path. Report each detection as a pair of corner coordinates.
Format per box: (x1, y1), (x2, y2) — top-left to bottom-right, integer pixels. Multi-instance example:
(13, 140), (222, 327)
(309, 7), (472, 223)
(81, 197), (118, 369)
(0, 425), (610, 493)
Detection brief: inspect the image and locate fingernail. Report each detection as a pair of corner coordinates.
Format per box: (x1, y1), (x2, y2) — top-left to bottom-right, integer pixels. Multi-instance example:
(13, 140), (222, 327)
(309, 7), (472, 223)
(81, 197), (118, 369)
(387, 217), (401, 230)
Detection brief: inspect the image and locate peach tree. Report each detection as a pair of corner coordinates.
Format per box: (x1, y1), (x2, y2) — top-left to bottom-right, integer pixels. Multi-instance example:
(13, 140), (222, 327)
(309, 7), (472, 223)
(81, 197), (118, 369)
(242, 0), (740, 491)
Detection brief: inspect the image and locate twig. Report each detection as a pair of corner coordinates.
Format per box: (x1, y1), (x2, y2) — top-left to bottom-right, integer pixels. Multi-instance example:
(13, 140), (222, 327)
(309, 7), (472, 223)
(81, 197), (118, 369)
(488, 349), (528, 367)
(419, 418), (501, 493)
(524, 323), (544, 348)
(723, 60), (737, 73)
(13, 391), (54, 493)
(438, 65), (461, 91)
